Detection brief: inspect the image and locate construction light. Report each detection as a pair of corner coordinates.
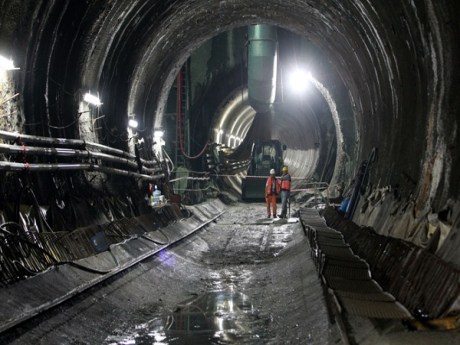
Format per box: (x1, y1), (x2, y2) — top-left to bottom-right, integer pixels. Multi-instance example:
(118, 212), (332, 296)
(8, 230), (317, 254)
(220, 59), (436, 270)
(128, 119), (138, 128)
(154, 130), (164, 139)
(0, 55), (19, 71)
(289, 68), (312, 94)
(83, 92), (102, 106)
(153, 129), (165, 147)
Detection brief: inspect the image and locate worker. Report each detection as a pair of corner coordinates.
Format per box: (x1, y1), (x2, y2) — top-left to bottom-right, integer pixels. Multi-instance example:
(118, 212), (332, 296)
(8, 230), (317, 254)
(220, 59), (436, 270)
(279, 165), (291, 218)
(265, 168), (281, 218)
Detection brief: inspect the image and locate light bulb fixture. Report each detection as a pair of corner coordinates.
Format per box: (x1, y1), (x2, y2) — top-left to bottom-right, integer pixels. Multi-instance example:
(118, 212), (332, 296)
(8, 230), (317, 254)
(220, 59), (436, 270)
(83, 92), (102, 106)
(128, 119), (138, 128)
(153, 130), (164, 139)
(153, 129), (165, 148)
(0, 55), (19, 71)
(288, 68), (311, 94)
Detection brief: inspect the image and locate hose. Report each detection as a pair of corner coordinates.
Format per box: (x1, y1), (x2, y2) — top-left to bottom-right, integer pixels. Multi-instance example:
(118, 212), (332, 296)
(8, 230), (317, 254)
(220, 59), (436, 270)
(0, 143), (161, 174)
(0, 161), (164, 181)
(0, 130), (158, 166)
(0, 222), (59, 264)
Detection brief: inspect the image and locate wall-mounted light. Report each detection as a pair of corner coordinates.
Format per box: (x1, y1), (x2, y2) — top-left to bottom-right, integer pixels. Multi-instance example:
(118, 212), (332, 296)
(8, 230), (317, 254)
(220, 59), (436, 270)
(153, 129), (165, 148)
(0, 55), (19, 71)
(153, 130), (164, 139)
(128, 119), (138, 128)
(83, 92), (102, 106)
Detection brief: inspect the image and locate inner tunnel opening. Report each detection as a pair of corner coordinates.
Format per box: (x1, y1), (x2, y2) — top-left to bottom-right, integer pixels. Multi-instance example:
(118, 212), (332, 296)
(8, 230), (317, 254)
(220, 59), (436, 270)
(157, 26), (351, 198)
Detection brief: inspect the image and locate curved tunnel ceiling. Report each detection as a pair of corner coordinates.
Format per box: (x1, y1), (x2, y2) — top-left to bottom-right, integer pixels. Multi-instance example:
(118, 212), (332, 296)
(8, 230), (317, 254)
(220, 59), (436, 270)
(1, 0), (459, 212)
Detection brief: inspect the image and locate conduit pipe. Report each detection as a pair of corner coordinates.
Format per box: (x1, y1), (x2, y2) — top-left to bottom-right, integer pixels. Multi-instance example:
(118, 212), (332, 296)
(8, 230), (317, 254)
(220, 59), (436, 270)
(0, 130), (157, 166)
(0, 143), (161, 174)
(0, 161), (163, 181)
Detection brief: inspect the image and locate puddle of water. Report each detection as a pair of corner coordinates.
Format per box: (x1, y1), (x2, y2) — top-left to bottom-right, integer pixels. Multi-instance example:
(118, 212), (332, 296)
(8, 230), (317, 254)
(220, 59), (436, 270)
(104, 290), (271, 344)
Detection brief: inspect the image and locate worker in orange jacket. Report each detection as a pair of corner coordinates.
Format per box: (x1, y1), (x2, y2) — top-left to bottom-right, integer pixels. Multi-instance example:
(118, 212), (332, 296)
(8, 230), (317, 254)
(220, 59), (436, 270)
(265, 168), (281, 218)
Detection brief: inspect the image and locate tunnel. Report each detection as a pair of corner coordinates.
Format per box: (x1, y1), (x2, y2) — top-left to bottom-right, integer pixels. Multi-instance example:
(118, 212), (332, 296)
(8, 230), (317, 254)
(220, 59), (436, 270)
(0, 0), (460, 344)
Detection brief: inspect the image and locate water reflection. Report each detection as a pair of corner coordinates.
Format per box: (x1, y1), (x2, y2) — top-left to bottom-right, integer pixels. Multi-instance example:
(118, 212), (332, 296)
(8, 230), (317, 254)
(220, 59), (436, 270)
(105, 290), (269, 344)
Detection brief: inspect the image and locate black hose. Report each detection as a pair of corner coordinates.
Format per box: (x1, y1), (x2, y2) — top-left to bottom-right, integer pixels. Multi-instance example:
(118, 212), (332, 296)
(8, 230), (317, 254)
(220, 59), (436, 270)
(0, 222), (59, 264)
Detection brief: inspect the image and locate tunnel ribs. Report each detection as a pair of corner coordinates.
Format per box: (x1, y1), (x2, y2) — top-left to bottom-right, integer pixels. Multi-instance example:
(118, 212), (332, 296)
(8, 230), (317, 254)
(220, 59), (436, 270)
(321, 207), (460, 320)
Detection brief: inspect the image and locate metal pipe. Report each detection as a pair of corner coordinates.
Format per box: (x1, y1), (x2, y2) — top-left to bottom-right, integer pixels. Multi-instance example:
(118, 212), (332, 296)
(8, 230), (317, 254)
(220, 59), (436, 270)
(0, 161), (164, 181)
(0, 130), (157, 166)
(0, 143), (161, 174)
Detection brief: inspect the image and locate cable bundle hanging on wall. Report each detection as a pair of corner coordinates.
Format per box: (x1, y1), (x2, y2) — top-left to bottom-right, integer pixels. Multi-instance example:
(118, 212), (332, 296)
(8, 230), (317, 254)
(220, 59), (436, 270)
(0, 130), (164, 181)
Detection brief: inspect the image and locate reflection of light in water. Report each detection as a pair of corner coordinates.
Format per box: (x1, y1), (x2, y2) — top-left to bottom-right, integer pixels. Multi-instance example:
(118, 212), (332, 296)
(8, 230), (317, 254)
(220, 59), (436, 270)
(213, 318), (226, 341)
(120, 338), (136, 344)
(209, 271), (224, 290)
(149, 331), (168, 345)
(217, 317), (224, 331)
(104, 290), (268, 344)
(229, 298), (234, 312)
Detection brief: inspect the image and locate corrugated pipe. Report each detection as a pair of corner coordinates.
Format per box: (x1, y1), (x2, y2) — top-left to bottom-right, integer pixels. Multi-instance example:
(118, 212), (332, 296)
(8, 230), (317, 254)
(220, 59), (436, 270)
(0, 143), (161, 174)
(0, 130), (157, 166)
(0, 161), (163, 181)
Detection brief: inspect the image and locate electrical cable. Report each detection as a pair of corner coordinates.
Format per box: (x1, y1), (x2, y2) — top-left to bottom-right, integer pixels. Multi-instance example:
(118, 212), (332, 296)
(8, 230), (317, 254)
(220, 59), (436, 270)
(0, 161), (164, 181)
(0, 222), (59, 264)
(48, 111), (85, 130)
(68, 248), (120, 275)
(162, 146), (175, 174)
(28, 187), (55, 232)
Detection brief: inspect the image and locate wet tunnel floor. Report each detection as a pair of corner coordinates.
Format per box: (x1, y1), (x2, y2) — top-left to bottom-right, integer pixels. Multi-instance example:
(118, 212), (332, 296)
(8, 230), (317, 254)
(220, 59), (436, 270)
(2, 203), (341, 345)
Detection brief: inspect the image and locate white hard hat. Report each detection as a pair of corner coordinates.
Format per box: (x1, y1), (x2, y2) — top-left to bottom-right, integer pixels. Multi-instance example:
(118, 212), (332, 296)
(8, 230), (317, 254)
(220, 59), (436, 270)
(270, 169), (275, 174)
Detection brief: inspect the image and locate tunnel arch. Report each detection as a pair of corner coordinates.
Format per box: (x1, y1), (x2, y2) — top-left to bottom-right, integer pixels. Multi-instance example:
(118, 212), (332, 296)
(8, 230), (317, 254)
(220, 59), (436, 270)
(115, 9), (357, 188)
(1, 0), (457, 212)
(60, 0), (459, 208)
(99, 0), (431, 195)
(120, 5), (365, 183)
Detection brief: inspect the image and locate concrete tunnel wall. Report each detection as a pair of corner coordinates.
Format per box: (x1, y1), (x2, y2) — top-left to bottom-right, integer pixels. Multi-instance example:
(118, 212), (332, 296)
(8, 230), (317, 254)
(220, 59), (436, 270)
(0, 1), (460, 265)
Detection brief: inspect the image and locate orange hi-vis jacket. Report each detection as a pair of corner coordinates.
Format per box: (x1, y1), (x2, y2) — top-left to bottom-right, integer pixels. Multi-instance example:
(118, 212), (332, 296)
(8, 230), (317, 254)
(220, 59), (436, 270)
(266, 176), (281, 196)
(280, 173), (291, 191)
